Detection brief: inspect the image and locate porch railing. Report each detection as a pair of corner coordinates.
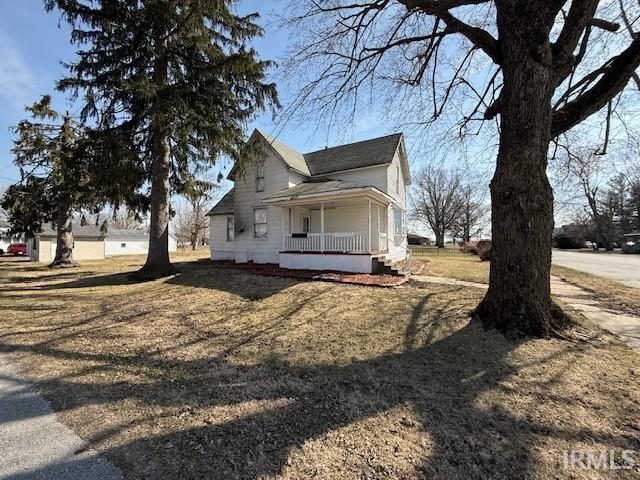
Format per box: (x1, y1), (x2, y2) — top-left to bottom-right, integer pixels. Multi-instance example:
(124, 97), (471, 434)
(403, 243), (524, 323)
(284, 232), (369, 253)
(379, 232), (388, 252)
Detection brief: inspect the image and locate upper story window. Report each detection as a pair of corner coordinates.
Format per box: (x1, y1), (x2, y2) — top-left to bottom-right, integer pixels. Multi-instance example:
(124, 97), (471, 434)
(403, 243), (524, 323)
(226, 216), (234, 242)
(254, 208), (268, 238)
(396, 164), (401, 193)
(256, 162), (265, 192)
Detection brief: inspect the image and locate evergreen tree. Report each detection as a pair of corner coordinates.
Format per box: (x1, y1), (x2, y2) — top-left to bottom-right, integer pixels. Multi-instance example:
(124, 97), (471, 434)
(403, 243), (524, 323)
(1, 96), (143, 267)
(627, 178), (640, 231)
(46, 0), (279, 279)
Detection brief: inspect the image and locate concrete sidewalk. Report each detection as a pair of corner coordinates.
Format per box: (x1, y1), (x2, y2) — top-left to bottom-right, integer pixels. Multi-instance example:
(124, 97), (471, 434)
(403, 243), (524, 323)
(412, 274), (640, 351)
(0, 356), (123, 480)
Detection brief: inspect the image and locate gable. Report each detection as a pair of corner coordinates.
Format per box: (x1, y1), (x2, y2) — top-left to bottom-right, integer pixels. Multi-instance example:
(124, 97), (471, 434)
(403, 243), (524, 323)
(228, 130), (409, 182)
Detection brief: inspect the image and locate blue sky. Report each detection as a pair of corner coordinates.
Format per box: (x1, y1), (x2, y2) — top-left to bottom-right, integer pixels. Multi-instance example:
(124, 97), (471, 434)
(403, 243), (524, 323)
(0, 0), (393, 192)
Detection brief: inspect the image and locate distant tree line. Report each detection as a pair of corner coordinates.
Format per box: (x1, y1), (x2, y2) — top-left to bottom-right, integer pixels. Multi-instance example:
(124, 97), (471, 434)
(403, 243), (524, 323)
(558, 167), (640, 250)
(409, 164), (490, 248)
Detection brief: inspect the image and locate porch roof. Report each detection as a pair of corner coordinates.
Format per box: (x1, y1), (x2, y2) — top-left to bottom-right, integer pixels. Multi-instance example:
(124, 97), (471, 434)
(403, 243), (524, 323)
(262, 179), (392, 205)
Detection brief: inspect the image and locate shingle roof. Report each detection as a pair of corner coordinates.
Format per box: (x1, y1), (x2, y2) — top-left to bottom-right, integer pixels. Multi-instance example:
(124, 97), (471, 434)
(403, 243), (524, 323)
(304, 133), (403, 176)
(264, 179), (387, 201)
(38, 222), (105, 238)
(260, 132), (310, 175)
(106, 228), (149, 239)
(253, 130), (403, 177)
(206, 189), (234, 216)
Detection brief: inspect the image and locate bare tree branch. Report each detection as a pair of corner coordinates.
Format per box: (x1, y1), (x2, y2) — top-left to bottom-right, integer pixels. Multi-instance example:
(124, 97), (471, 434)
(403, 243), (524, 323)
(552, 36), (640, 136)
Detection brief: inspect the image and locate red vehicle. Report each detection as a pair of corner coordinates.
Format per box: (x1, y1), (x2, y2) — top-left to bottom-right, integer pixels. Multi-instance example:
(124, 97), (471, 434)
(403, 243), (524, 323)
(8, 243), (27, 255)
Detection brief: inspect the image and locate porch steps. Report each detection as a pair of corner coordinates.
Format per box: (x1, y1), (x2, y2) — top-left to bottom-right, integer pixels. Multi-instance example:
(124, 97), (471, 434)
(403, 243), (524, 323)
(372, 257), (408, 276)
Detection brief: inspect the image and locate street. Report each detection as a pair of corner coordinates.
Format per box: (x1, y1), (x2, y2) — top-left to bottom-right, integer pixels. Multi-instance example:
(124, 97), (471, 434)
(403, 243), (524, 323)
(552, 249), (640, 289)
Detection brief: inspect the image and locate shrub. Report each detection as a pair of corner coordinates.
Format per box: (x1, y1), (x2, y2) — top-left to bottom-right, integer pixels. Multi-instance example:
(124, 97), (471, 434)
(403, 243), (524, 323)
(460, 241), (479, 254)
(477, 240), (492, 261)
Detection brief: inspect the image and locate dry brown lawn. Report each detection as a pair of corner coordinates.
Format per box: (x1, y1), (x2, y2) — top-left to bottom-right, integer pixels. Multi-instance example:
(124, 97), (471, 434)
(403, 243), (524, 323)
(551, 265), (640, 316)
(414, 249), (640, 316)
(412, 249), (490, 284)
(0, 252), (639, 479)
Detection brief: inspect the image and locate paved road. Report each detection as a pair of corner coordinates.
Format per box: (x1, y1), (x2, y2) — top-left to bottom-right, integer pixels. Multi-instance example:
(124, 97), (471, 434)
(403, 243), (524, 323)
(552, 249), (640, 289)
(0, 355), (123, 480)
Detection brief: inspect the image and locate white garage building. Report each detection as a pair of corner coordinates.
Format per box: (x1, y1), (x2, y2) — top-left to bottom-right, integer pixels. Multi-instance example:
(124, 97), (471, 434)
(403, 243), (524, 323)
(105, 228), (177, 256)
(27, 223), (177, 262)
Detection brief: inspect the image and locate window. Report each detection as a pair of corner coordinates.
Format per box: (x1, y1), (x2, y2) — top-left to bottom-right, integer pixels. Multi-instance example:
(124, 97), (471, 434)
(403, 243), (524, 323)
(120, 243), (127, 248)
(396, 164), (401, 193)
(394, 208), (404, 236)
(302, 216), (310, 233)
(226, 216), (234, 242)
(256, 162), (265, 192)
(254, 208), (267, 238)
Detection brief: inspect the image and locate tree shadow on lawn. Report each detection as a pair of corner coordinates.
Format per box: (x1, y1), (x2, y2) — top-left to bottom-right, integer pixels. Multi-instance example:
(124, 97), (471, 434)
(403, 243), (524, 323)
(1, 318), (634, 479)
(10, 261), (302, 300)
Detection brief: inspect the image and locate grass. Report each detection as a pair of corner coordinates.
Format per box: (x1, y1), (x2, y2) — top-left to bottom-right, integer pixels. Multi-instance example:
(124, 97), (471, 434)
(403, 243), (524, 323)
(551, 265), (640, 316)
(413, 248), (640, 316)
(1, 253), (639, 479)
(412, 248), (490, 284)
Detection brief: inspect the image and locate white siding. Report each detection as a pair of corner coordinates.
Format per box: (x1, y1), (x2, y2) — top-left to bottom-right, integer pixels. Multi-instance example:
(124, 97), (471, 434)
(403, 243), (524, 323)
(232, 143), (290, 264)
(105, 239), (148, 256)
(386, 150), (408, 261)
(210, 215), (235, 260)
(327, 165), (388, 193)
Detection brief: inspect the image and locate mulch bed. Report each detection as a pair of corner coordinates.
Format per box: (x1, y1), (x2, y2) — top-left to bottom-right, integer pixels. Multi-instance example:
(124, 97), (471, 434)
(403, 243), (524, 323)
(200, 260), (408, 287)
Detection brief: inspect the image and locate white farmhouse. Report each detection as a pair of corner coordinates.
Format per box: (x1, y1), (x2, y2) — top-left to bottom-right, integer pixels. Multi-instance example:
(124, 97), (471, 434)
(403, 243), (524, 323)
(207, 130), (410, 274)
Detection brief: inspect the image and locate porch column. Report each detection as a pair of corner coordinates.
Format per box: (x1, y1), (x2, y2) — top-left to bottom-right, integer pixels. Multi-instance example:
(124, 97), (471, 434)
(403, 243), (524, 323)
(281, 207), (286, 251)
(320, 202), (325, 252)
(376, 203), (381, 252)
(368, 199), (372, 252)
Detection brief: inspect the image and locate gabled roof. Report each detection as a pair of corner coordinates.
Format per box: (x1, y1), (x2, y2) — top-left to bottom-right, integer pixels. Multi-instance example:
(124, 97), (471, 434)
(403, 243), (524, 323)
(206, 188), (234, 216)
(259, 132), (310, 176)
(304, 133), (403, 176)
(230, 129), (408, 180)
(38, 222), (104, 239)
(106, 228), (149, 239)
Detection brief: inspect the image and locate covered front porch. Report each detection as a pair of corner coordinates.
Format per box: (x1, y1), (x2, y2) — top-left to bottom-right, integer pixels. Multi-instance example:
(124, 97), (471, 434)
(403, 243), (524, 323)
(263, 180), (394, 273)
(264, 181), (392, 255)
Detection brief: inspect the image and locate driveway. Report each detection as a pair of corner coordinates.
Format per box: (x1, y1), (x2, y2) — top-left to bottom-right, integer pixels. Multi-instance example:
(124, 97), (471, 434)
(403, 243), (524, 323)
(552, 249), (640, 289)
(0, 355), (123, 479)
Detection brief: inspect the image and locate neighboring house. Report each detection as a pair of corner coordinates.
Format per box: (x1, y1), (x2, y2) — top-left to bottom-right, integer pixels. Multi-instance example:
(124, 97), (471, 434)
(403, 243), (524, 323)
(207, 129), (411, 273)
(28, 223), (106, 262)
(407, 233), (431, 246)
(105, 228), (177, 256)
(27, 223), (177, 262)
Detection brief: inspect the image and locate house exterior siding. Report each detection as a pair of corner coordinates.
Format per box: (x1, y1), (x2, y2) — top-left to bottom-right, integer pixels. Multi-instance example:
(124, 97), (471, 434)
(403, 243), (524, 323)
(231, 142), (289, 264)
(210, 215), (235, 260)
(386, 149), (408, 261)
(31, 237), (105, 263)
(208, 130), (410, 272)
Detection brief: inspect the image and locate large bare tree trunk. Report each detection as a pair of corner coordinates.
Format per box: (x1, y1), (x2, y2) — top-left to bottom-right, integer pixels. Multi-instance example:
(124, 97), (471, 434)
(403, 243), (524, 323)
(135, 44), (176, 279)
(475, 7), (565, 337)
(50, 198), (75, 268)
